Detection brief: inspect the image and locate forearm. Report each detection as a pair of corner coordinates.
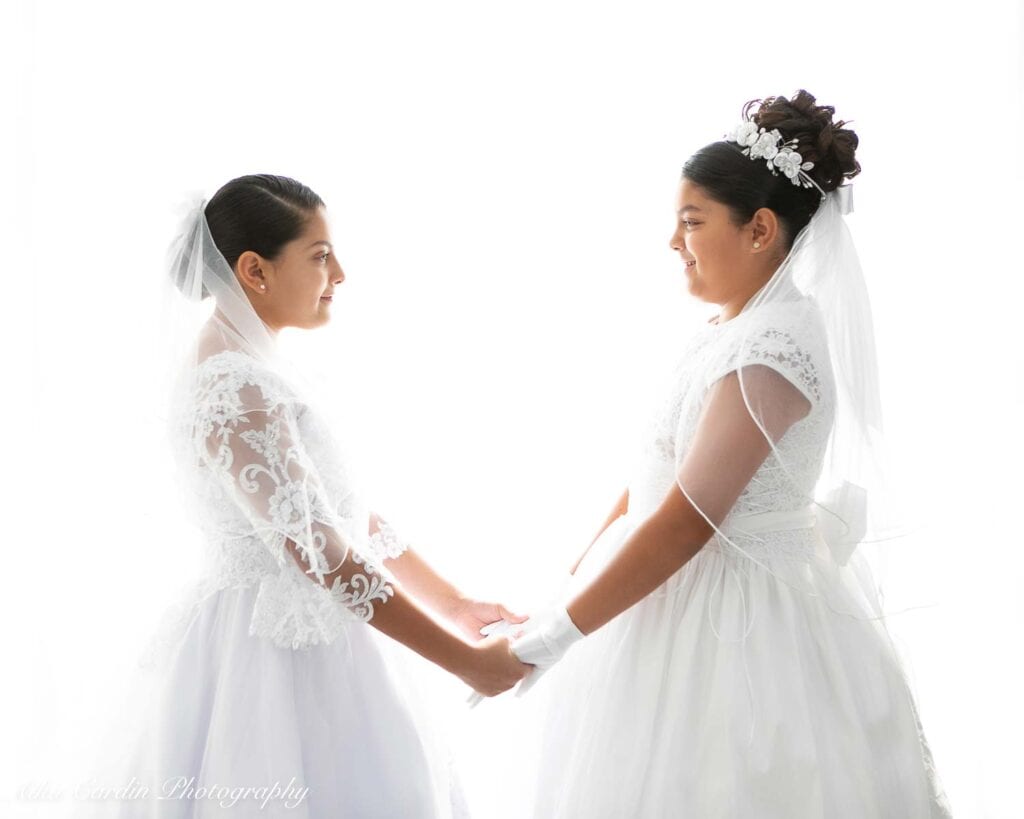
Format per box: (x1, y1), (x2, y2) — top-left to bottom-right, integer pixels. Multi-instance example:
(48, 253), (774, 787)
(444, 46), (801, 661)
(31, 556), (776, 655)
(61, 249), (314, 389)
(565, 506), (707, 635)
(570, 488), (629, 574)
(291, 540), (517, 692)
(366, 512), (465, 615)
(384, 547), (465, 617)
(366, 581), (473, 675)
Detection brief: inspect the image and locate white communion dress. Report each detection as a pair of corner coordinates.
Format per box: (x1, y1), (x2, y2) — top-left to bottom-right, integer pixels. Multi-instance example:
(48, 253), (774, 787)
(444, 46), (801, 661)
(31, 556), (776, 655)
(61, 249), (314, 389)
(82, 349), (467, 819)
(526, 296), (953, 818)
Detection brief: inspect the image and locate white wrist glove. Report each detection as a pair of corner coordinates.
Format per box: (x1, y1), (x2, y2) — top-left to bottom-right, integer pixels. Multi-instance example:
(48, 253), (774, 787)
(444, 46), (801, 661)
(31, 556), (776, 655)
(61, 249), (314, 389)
(509, 606), (585, 697)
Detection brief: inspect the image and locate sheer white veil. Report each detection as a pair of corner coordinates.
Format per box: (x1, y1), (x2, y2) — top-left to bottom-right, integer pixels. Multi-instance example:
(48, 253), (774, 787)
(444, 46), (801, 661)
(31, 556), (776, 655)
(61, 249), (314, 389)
(155, 193), (356, 593)
(161, 195), (283, 415)
(672, 179), (905, 621)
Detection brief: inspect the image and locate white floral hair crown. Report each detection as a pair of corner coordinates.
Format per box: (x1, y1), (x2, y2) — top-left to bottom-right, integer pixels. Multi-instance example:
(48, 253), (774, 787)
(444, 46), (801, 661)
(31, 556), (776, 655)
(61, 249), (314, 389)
(725, 121), (827, 199)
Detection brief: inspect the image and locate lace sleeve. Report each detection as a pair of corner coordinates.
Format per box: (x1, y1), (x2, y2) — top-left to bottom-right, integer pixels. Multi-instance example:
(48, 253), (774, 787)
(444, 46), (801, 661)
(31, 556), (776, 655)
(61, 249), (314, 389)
(368, 514), (412, 562)
(194, 362), (394, 621)
(704, 305), (826, 410)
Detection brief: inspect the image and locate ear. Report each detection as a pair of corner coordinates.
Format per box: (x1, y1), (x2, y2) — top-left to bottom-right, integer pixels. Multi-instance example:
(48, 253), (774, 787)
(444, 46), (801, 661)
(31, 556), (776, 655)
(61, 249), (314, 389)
(748, 207), (782, 254)
(235, 250), (268, 294)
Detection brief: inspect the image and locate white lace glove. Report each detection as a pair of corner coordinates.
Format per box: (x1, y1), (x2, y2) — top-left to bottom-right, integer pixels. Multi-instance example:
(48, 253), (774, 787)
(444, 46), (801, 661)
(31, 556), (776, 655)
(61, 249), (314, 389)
(509, 606), (585, 697)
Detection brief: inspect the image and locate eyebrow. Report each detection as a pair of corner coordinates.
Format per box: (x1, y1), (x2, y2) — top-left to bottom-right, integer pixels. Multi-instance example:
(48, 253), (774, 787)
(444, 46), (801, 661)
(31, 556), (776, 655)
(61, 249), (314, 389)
(677, 206), (704, 215)
(306, 240), (333, 249)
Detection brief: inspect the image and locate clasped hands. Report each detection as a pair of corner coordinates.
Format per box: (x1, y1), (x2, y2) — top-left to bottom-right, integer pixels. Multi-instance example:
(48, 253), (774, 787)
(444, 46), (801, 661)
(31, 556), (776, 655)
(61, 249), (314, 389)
(445, 594), (585, 706)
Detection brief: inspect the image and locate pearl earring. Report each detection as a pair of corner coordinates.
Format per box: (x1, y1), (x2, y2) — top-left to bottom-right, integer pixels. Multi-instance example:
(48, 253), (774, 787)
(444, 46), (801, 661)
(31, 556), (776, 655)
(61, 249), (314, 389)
(259, 285), (266, 291)
(753, 242), (761, 249)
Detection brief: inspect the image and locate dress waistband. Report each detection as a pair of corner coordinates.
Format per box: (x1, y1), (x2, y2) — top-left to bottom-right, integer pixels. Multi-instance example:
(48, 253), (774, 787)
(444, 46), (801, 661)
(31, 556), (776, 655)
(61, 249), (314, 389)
(720, 506), (817, 537)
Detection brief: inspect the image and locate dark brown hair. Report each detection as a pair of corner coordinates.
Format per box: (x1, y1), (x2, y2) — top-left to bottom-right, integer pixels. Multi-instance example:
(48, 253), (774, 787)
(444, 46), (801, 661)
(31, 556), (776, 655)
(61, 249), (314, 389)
(205, 174), (325, 272)
(682, 90), (860, 249)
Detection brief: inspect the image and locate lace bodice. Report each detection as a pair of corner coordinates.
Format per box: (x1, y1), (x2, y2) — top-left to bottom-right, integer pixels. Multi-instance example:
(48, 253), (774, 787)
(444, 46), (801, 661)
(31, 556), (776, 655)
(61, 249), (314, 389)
(628, 297), (836, 560)
(171, 350), (411, 650)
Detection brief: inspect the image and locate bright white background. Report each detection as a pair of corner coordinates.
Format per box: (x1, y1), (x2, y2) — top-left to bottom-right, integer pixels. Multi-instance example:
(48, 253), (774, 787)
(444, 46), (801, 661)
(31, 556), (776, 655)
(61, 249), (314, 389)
(2, 1), (1022, 817)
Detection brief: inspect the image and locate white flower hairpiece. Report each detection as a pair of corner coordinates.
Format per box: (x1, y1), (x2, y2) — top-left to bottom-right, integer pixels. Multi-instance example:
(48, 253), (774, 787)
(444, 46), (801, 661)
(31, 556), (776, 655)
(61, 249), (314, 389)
(725, 122), (826, 199)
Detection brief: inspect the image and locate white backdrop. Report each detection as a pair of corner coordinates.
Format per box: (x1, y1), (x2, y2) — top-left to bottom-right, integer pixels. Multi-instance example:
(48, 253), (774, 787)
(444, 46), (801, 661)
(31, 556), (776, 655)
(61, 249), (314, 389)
(3, 1), (1022, 817)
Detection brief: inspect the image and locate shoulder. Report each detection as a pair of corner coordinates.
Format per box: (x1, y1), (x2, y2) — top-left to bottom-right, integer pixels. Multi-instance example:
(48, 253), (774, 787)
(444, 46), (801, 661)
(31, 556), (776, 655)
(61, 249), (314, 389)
(750, 299), (828, 358)
(709, 298), (831, 406)
(195, 351), (295, 412)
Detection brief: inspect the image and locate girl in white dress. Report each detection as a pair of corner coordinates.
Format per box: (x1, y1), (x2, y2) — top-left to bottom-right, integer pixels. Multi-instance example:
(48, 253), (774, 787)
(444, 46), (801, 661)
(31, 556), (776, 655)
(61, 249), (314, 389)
(511, 90), (953, 818)
(84, 174), (528, 818)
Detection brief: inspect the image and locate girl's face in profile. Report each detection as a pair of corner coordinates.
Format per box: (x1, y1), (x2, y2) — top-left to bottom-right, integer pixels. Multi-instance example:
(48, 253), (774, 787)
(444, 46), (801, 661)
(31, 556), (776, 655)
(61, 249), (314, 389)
(260, 207), (346, 330)
(670, 178), (755, 308)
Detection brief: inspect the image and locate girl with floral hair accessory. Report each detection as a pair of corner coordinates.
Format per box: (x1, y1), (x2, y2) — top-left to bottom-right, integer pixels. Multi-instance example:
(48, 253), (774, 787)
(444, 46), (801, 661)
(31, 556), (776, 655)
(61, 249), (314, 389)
(510, 90), (953, 818)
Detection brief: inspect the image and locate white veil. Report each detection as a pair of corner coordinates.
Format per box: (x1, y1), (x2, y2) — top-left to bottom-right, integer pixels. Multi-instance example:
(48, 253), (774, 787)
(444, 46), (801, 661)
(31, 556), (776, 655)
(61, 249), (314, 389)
(671, 181), (903, 621)
(156, 195), (390, 624)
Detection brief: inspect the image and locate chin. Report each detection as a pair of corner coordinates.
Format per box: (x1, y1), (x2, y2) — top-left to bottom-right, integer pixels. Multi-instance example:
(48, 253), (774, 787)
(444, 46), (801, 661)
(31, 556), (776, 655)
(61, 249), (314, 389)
(686, 282), (716, 304)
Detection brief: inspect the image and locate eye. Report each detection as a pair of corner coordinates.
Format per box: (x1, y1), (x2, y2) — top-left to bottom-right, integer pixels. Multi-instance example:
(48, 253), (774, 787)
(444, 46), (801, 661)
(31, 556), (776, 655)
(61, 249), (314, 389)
(680, 219), (700, 229)
(317, 252), (330, 262)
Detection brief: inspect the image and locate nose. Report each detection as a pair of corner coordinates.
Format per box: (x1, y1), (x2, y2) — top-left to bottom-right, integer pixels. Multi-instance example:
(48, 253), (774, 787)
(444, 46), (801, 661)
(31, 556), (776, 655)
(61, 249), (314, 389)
(669, 225), (685, 252)
(331, 258), (345, 285)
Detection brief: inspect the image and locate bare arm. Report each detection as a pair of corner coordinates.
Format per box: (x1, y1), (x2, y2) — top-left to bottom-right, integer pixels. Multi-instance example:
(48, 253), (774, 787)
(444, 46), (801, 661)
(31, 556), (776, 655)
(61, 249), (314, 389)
(369, 513), (526, 640)
(565, 368), (809, 635)
(280, 537), (527, 696)
(200, 373), (527, 696)
(369, 512), (465, 617)
(569, 488), (629, 575)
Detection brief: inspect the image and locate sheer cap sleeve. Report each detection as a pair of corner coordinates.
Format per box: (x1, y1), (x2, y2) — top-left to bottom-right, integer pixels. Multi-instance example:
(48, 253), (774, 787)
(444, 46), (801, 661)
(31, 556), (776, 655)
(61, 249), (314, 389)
(701, 300), (828, 412)
(664, 295), (844, 562)
(662, 187), (901, 622)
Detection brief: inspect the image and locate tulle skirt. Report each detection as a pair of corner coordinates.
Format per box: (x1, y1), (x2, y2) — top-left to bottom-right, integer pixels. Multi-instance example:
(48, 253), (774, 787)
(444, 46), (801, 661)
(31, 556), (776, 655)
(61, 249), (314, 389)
(526, 515), (953, 819)
(78, 583), (467, 819)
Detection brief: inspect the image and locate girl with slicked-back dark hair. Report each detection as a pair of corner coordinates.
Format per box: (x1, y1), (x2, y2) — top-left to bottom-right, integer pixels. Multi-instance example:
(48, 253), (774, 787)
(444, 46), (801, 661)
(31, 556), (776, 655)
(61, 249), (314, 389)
(88, 170), (530, 817)
(205, 174), (326, 271)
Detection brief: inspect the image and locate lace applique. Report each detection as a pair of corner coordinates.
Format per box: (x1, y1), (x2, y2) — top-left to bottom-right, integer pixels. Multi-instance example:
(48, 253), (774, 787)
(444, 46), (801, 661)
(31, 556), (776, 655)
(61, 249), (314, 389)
(187, 351), (395, 648)
(704, 302), (828, 408)
(629, 302), (837, 563)
(368, 519), (411, 561)
(704, 526), (819, 563)
(735, 326), (822, 404)
(250, 567), (356, 650)
(325, 550), (395, 619)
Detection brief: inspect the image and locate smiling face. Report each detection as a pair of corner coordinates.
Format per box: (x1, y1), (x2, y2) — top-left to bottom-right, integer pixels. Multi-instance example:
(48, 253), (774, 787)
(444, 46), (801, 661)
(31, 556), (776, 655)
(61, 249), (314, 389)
(669, 177), (782, 319)
(670, 177), (752, 306)
(236, 207), (345, 332)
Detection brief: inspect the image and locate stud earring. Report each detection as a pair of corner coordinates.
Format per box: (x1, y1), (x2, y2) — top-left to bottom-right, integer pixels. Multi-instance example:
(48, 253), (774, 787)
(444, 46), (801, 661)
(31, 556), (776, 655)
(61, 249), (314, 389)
(259, 284), (266, 290)
(753, 242), (761, 249)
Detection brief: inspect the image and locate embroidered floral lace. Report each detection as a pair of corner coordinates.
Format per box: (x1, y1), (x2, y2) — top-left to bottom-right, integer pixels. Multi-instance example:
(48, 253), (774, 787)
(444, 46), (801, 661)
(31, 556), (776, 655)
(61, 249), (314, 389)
(631, 299), (835, 562)
(163, 350), (411, 651)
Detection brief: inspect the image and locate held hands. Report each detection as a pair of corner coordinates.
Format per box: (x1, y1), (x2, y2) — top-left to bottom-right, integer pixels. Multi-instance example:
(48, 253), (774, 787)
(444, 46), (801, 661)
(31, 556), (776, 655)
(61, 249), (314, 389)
(441, 594), (531, 702)
(444, 595), (528, 642)
(456, 633), (531, 698)
(465, 607), (586, 706)
(509, 607), (585, 696)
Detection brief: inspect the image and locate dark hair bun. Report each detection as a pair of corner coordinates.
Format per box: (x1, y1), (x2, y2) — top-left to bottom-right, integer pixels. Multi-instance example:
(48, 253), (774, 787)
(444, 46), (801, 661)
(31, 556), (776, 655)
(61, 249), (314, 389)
(742, 89), (860, 192)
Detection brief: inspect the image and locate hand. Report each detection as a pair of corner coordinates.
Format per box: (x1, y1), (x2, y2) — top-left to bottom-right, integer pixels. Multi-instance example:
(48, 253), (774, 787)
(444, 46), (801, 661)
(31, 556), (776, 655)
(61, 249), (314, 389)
(510, 606), (585, 696)
(445, 596), (527, 642)
(456, 635), (532, 698)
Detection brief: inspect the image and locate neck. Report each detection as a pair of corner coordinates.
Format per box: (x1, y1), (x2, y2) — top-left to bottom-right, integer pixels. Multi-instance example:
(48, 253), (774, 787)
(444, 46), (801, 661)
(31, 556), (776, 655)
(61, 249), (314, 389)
(213, 307), (279, 340)
(717, 265), (782, 322)
(718, 284), (761, 322)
